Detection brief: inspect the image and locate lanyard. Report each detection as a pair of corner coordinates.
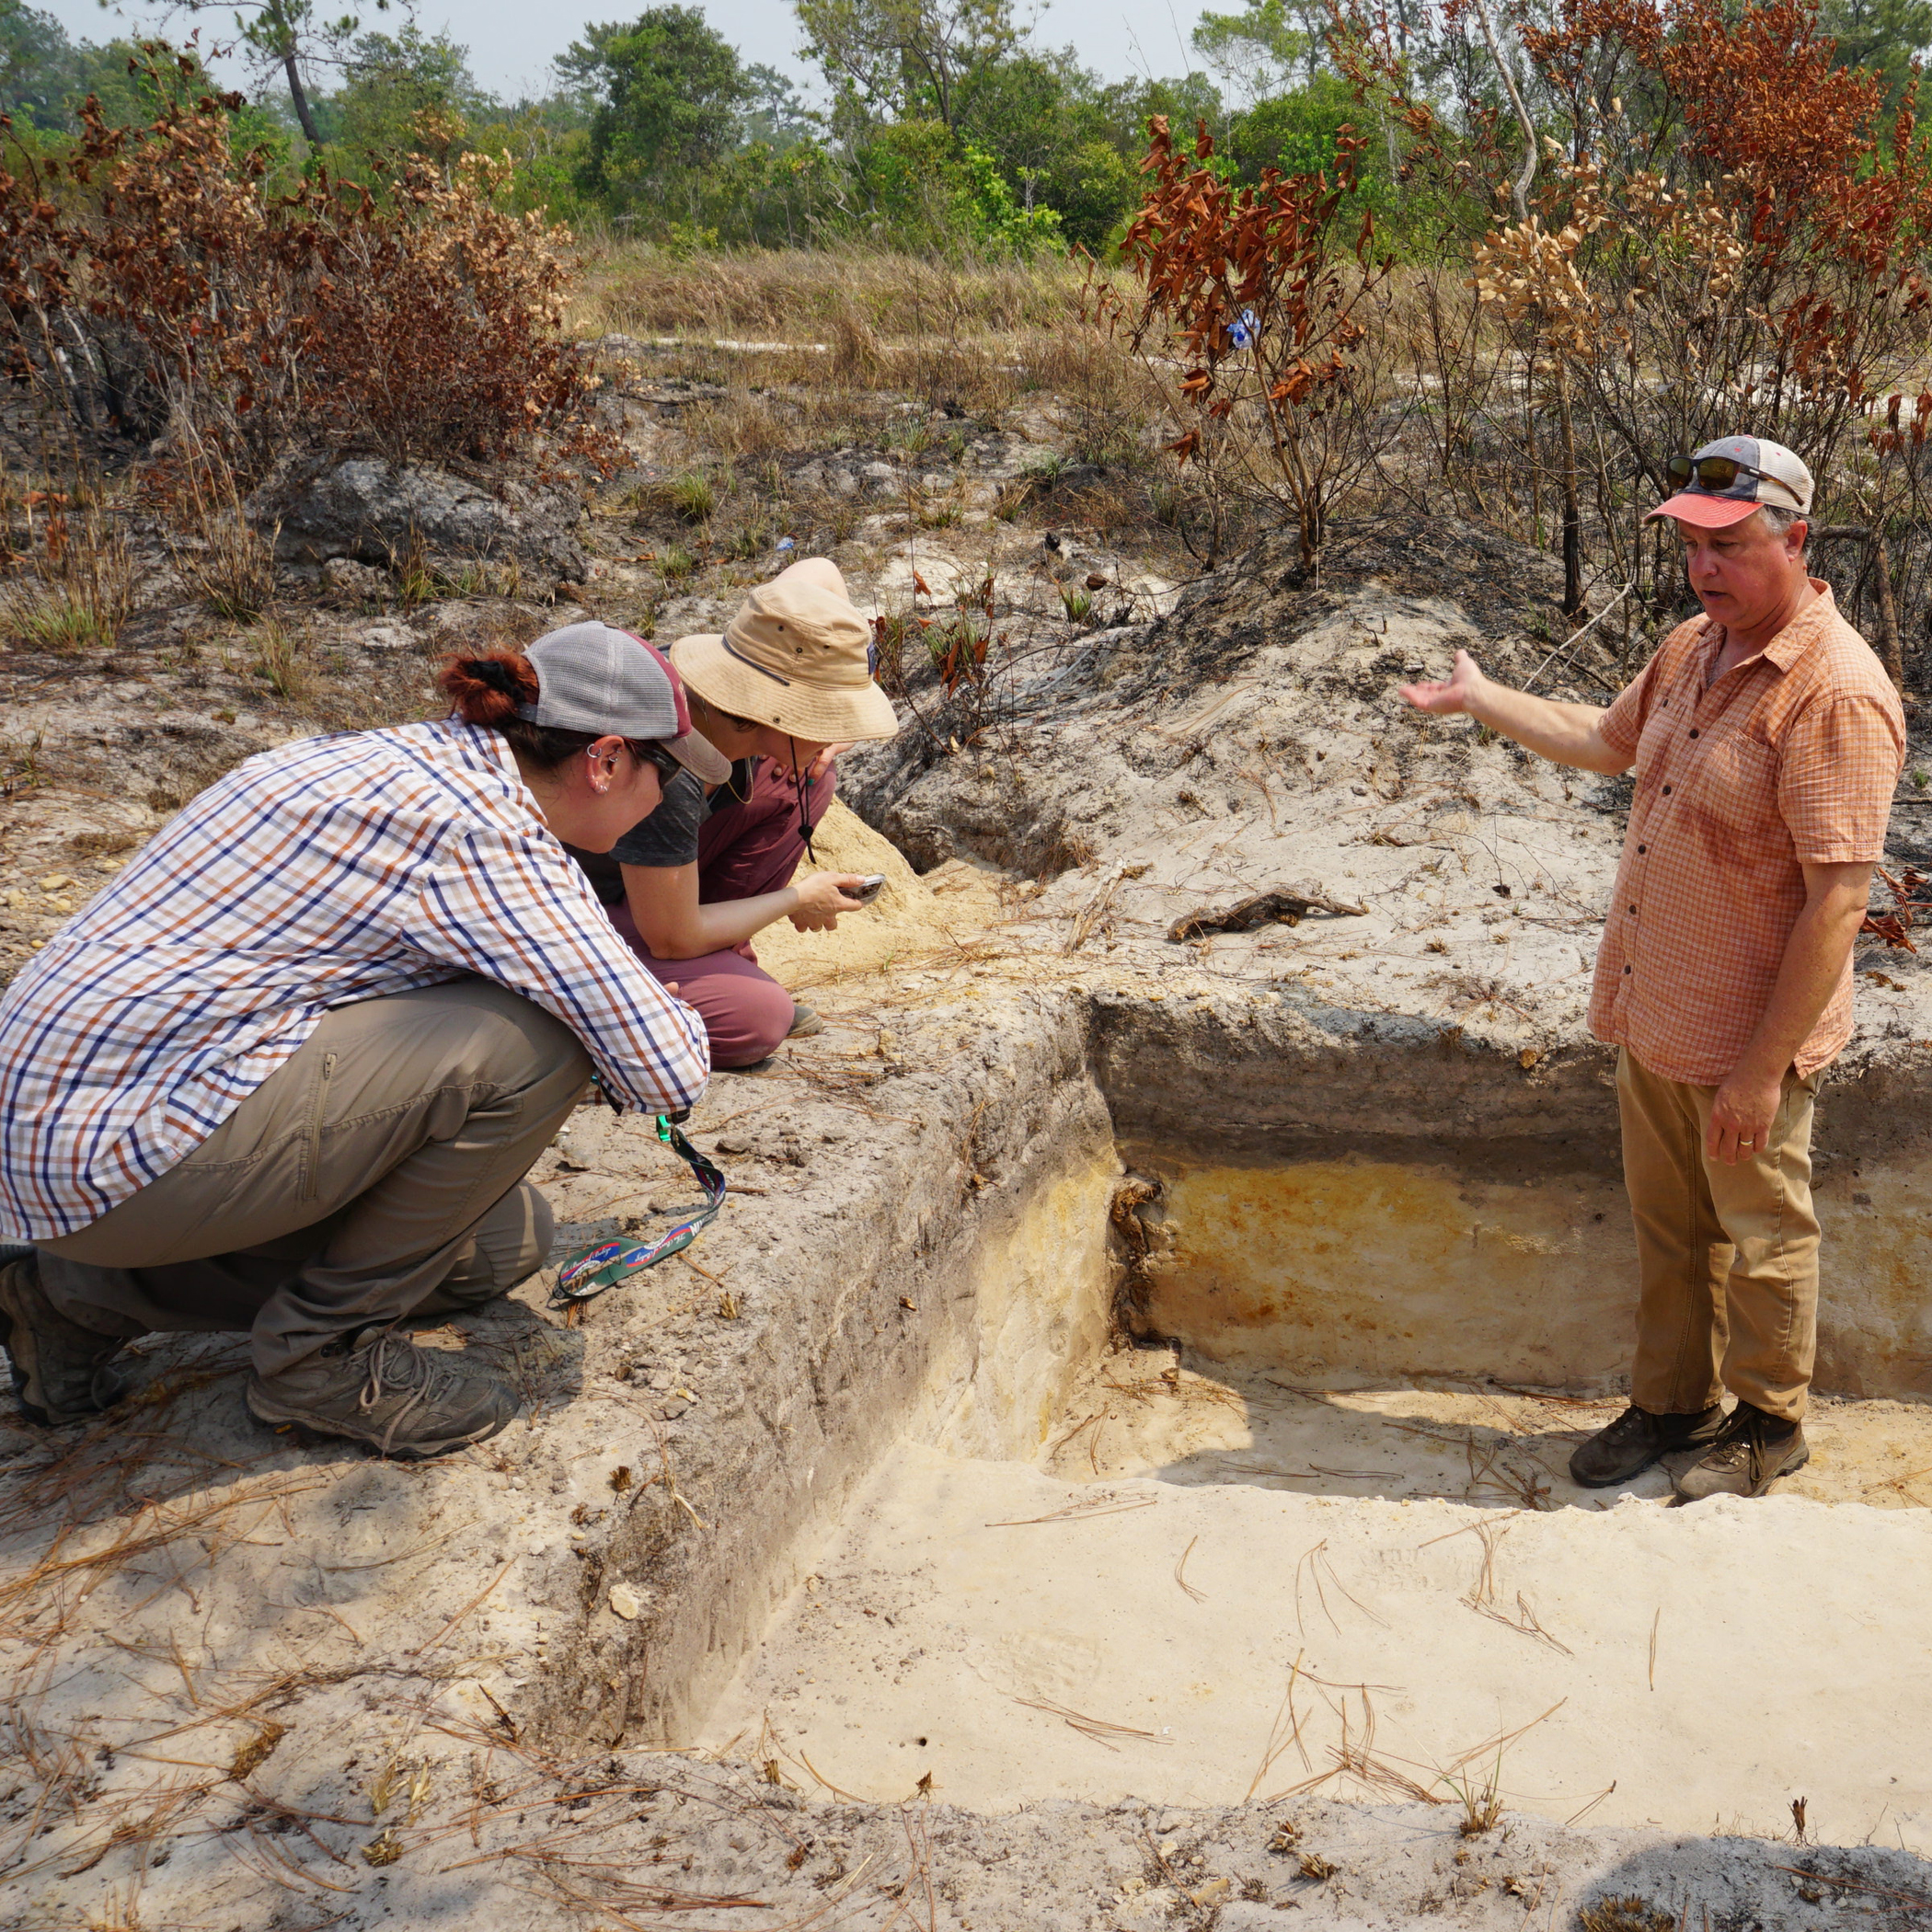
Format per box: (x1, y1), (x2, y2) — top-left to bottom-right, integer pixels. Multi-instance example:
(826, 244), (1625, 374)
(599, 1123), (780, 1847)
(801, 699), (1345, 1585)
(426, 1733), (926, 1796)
(547, 1114), (728, 1307)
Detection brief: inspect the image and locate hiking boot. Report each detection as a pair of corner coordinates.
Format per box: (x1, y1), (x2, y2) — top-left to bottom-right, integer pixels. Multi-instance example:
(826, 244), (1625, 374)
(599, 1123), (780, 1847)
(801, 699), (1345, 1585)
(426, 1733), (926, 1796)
(1673, 1401), (1809, 1501)
(787, 1003), (825, 1039)
(247, 1328), (517, 1460)
(0, 1246), (130, 1425)
(1568, 1402), (1725, 1487)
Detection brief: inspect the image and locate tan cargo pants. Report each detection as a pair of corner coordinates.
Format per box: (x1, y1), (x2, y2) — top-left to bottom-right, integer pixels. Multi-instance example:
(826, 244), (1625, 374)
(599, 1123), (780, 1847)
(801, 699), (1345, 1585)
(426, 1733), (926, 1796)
(39, 978), (591, 1376)
(1617, 1045), (1821, 1424)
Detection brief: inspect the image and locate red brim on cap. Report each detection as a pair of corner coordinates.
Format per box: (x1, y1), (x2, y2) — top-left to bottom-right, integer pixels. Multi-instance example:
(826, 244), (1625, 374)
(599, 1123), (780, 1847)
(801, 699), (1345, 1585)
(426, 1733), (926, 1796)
(663, 729), (731, 786)
(1645, 491), (1765, 529)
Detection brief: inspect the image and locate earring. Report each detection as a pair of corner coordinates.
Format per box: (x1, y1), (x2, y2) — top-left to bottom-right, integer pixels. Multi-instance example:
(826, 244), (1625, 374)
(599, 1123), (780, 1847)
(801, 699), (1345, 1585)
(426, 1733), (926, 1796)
(588, 750), (611, 796)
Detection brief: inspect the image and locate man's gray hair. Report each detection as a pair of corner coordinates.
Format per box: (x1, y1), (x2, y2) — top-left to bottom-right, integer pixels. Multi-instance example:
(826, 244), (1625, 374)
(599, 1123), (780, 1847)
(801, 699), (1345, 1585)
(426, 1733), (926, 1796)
(1756, 503), (1804, 543)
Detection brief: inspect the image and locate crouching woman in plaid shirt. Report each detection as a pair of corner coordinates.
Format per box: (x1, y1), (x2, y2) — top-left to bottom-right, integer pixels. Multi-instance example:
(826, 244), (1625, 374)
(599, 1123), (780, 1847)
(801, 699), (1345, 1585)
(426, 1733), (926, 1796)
(0, 625), (722, 1458)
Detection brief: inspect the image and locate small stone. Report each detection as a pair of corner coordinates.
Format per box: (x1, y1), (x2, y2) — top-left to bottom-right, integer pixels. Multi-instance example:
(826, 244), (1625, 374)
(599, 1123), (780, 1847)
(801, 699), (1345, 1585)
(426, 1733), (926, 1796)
(322, 556), (389, 603)
(609, 1582), (644, 1620)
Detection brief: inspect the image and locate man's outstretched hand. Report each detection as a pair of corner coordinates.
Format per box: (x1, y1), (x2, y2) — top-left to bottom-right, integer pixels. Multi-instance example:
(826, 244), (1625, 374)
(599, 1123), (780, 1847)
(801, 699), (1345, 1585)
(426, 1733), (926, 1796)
(1397, 650), (1487, 717)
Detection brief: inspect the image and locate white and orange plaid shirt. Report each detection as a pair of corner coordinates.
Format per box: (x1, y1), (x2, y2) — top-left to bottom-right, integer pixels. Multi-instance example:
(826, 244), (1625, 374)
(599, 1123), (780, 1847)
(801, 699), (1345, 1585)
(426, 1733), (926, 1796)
(1591, 581), (1904, 1085)
(0, 720), (710, 1240)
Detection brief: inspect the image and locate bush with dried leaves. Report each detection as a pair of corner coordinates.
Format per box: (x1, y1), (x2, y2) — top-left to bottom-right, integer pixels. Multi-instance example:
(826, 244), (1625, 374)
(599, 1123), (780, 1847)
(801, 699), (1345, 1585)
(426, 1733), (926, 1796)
(0, 50), (616, 484)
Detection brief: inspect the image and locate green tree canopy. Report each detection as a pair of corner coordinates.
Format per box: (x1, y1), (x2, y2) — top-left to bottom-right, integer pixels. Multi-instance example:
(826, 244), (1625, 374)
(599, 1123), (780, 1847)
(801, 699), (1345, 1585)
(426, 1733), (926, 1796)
(1191, 0), (1324, 101)
(1227, 72), (1367, 178)
(0, 0), (71, 127)
(153, 2), (406, 144)
(1818, 0), (1932, 103)
(320, 26), (489, 155)
(566, 7), (753, 189)
(796, 0), (1019, 132)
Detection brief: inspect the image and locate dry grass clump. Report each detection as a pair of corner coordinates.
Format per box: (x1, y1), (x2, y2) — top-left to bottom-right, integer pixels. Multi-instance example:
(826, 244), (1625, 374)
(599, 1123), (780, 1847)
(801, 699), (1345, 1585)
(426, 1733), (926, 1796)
(1578, 1898), (1679, 1932)
(2, 500), (133, 652)
(247, 620), (307, 700)
(572, 240), (1085, 343)
(682, 394), (801, 464)
(167, 453), (279, 625)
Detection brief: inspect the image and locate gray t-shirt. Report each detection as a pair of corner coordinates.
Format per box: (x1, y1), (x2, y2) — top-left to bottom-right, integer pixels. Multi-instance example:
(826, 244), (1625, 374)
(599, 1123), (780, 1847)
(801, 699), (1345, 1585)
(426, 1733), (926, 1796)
(567, 760), (753, 905)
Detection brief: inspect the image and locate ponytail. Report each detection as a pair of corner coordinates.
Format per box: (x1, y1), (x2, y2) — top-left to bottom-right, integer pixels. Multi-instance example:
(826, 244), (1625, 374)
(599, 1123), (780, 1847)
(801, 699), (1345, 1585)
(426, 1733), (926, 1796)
(439, 652), (540, 726)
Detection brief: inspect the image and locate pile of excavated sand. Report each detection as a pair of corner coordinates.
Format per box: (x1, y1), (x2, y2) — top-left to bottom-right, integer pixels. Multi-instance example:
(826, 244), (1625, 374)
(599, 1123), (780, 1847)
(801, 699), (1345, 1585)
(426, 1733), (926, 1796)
(750, 796), (1007, 992)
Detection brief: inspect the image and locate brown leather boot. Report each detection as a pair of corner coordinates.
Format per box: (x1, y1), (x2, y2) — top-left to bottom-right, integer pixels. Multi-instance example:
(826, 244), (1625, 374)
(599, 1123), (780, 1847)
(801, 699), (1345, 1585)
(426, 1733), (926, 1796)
(0, 1248), (129, 1425)
(1569, 1403), (1724, 1487)
(247, 1328), (517, 1460)
(1673, 1401), (1809, 1501)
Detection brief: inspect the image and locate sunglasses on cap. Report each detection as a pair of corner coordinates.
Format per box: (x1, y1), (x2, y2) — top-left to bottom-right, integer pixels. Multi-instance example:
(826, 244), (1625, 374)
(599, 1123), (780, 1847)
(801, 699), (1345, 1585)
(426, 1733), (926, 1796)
(630, 741), (682, 776)
(1665, 453), (1772, 497)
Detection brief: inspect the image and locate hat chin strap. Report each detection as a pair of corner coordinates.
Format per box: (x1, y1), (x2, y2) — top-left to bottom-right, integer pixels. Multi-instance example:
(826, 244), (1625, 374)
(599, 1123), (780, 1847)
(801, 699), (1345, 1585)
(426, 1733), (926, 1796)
(789, 737), (818, 864)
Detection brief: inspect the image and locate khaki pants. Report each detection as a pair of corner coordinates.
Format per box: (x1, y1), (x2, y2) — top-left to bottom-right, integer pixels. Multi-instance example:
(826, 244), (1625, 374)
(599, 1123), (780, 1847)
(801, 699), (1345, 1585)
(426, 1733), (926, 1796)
(39, 978), (590, 1377)
(1617, 1045), (1821, 1424)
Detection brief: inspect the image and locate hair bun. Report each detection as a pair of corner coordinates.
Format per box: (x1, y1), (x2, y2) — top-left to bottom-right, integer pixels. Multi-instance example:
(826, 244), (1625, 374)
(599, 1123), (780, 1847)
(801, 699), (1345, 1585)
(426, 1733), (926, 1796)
(439, 652), (539, 727)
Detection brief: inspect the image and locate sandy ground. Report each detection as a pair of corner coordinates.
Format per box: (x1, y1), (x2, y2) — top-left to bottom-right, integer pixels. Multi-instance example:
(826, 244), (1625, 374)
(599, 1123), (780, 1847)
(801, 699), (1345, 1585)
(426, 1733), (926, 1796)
(1036, 1351), (1932, 1512)
(694, 1432), (1932, 1838)
(748, 796), (1009, 994)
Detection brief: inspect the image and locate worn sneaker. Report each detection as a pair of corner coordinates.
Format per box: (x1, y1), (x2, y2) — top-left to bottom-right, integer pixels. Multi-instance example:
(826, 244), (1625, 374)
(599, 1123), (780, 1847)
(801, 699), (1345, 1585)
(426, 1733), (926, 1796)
(0, 1246), (129, 1426)
(787, 1003), (825, 1039)
(1673, 1402), (1809, 1501)
(1568, 1402), (1725, 1487)
(247, 1328), (518, 1460)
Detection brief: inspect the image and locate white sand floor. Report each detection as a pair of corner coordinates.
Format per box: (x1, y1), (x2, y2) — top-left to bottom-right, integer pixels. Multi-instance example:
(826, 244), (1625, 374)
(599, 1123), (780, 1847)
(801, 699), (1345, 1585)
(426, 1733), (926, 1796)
(695, 1361), (1932, 1841)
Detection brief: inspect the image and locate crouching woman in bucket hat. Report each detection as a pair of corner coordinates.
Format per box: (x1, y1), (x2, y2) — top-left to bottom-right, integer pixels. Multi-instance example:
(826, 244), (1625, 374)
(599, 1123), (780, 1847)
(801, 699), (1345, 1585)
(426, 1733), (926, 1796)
(563, 558), (901, 1068)
(0, 626), (719, 1458)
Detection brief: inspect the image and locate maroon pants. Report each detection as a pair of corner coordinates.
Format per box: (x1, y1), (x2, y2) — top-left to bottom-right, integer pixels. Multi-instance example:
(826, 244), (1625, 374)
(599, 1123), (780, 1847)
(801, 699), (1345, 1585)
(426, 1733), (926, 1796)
(611, 757), (835, 1069)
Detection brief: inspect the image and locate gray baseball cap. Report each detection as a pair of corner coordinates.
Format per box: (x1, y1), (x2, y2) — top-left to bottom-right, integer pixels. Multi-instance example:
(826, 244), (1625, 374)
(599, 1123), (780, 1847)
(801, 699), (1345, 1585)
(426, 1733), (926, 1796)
(522, 622), (730, 785)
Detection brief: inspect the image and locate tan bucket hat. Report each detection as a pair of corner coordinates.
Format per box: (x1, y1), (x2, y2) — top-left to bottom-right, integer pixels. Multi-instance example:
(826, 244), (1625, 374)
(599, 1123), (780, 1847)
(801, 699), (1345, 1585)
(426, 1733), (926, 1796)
(670, 564), (900, 742)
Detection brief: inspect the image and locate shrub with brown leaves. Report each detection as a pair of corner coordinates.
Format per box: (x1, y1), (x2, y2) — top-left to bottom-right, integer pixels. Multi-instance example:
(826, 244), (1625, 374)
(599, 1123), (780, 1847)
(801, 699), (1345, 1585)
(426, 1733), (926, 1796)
(0, 50), (615, 483)
(1090, 115), (1395, 569)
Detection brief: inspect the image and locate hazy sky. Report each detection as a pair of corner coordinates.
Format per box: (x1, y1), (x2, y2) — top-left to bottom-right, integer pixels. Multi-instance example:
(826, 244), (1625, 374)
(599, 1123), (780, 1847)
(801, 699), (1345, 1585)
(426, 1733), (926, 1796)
(38, 0), (1211, 102)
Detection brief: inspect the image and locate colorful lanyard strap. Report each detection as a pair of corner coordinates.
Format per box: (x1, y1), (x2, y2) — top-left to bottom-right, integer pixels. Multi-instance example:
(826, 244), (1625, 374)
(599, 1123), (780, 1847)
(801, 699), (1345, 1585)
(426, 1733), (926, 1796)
(547, 1114), (728, 1308)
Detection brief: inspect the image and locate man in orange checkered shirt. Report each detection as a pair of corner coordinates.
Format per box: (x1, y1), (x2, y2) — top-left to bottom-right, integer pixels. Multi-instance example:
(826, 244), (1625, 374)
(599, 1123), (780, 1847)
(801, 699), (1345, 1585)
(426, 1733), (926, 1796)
(1399, 435), (1904, 1500)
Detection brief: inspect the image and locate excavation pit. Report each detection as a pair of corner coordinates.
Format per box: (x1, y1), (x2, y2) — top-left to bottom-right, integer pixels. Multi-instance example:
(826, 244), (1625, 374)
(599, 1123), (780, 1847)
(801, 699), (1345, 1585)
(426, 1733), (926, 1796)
(8, 959), (1932, 1919)
(691, 1029), (1932, 1843)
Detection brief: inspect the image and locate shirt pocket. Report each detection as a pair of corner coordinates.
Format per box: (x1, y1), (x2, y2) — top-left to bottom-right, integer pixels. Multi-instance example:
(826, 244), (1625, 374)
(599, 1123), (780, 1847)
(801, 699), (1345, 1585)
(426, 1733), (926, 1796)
(1685, 730), (1781, 844)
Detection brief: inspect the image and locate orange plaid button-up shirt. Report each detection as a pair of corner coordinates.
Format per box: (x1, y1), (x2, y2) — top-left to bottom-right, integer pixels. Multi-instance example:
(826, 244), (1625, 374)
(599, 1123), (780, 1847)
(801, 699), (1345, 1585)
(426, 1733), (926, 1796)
(1589, 581), (1903, 1086)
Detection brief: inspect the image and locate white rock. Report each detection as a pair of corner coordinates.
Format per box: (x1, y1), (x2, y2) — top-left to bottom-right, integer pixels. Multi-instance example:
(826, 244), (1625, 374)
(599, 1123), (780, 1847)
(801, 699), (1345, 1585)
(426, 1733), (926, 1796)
(609, 1582), (645, 1620)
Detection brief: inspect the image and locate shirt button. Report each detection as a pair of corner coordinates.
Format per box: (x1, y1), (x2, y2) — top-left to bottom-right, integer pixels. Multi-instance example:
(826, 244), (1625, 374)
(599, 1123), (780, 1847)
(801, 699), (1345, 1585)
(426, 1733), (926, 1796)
(1628, 904), (1638, 914)
(1662, 785), (1673, 795)
(1638, 844), (1647, 854)
(1689, 729), (1699, 739)
(1623, 964), (1632, 974)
